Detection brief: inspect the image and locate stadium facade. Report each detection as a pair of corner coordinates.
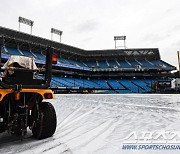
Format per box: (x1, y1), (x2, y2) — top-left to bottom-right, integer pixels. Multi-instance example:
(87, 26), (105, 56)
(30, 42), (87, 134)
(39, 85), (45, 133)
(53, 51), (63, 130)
(0, 26), (176, 93)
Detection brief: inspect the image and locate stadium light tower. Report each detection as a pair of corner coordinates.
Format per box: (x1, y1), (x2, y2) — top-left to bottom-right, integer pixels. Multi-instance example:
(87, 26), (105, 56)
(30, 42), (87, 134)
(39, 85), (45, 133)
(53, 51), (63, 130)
(51, 28), (63, 43)
(177, 51), (180, 75)
(114, 36), (126, 49)
(18, 16), (34, 34)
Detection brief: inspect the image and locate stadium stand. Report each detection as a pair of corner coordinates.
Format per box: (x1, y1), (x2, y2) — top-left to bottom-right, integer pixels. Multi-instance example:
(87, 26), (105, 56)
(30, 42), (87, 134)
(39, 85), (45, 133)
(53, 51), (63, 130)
(6, 47), (22, 56)
(98, 60), (109, 68)
(20, 49), (35, 57)
(33, 52), (46, 60)
(0, 26), (176, 93)
(131, 79), (151, 92)
(107, 60), (119, 68)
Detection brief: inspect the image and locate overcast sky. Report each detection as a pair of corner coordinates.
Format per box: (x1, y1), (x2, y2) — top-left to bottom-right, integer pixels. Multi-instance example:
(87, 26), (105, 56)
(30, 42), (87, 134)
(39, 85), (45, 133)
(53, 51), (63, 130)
(0, 0), (180, 67)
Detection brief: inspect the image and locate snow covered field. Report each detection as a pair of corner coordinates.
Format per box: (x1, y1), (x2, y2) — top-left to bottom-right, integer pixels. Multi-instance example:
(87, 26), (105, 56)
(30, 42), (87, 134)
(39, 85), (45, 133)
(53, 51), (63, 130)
(0, 94), (180, 154)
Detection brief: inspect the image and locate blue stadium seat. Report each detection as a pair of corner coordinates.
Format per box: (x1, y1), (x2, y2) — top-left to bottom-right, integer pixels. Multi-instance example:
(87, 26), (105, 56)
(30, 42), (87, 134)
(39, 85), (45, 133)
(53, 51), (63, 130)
(53, 76), (77, 87)
(52, 81), (65, 87)
(118, 61), (132, 68)
(131, 79), (151, 92)
(108, 60), (119, 68)
(74, 78), (100, 88)
(59, 57), (71, 64)
(98, 61), (109, 68)
(35, 75), (58, 88)
(33, 52), (46, 60)
(84, 61), (98, 68)
(20, 50), (35, 57)
(151, 60), (173, 68)
(83, 79), (102, 89)
(77, 61), (87, 67)
(119, 80), (142, 93)
(6, 48), (22, 56)
(138, 59), (154, 68)
(1, 47), (7, 55)
(107, 80), (125, 89)
(64, 58), (76, 65)
(129, 60), (141, 68)
(93, 79), (110, 89)
(151, 60), (162, 67)
(66, 59), (85, 67)
(50, 76), (154, 93)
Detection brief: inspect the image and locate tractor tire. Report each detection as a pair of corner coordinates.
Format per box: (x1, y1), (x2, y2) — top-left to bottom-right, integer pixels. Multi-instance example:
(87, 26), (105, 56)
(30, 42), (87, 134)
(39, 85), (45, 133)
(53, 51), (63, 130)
(32, 102), (57, 139)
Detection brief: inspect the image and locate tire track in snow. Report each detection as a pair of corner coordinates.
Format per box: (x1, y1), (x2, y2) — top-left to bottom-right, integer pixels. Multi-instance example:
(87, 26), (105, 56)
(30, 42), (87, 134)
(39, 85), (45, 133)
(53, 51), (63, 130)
(41, 143), (71, 154)
(70, 98), (180, 113)
(38, 121), (106, 153)
(58, 120), (110, 142)
(77, 119), (121, 153)
(66, 118), (118, 150)
(60, 104), (101, 129)
(57, 105), (84, 129)
(57, 124), (87, 139)
(17, 140), (70, 154)
(99, 100), (180, 112)
(54, 104), (104, 140)
(13, 138), (57, 154)
(28, 103), (103, 152)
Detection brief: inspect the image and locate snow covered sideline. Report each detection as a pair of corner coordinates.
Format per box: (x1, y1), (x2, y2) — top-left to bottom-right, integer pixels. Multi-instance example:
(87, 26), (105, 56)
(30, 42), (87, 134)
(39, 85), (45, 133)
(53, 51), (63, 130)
(0, 94), (180, 154)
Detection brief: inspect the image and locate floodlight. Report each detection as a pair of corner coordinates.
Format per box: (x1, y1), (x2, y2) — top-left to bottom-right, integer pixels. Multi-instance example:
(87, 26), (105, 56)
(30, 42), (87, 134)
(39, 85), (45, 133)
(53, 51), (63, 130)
(51, 28), (63, 43)
(18, 16), (34, 34)
(114, 36), (126, 40)
(114, 36), (126, 49)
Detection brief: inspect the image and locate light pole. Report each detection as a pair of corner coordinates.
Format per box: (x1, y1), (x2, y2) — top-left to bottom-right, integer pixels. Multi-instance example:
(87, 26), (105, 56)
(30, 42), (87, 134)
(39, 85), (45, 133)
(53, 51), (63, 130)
(51, 28), (63, 43)
(114, 36), (126, 49)
(177, 51), (180, 76)
(18, 16), (34, 34)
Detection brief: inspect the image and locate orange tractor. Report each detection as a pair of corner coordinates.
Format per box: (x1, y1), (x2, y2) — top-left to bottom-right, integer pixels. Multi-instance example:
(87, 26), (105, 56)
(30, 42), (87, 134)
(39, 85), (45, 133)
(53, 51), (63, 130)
(0, 36), (57, 139)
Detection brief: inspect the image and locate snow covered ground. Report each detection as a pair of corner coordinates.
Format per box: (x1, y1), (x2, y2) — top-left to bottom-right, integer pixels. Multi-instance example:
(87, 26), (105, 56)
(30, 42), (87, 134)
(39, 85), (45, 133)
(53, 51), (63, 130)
(0, 94), (180, 154)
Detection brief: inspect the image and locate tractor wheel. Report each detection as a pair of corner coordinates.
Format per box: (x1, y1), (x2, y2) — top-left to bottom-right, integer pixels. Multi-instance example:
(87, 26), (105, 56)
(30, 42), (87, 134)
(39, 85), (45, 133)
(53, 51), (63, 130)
(32, 102), (57, 139)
